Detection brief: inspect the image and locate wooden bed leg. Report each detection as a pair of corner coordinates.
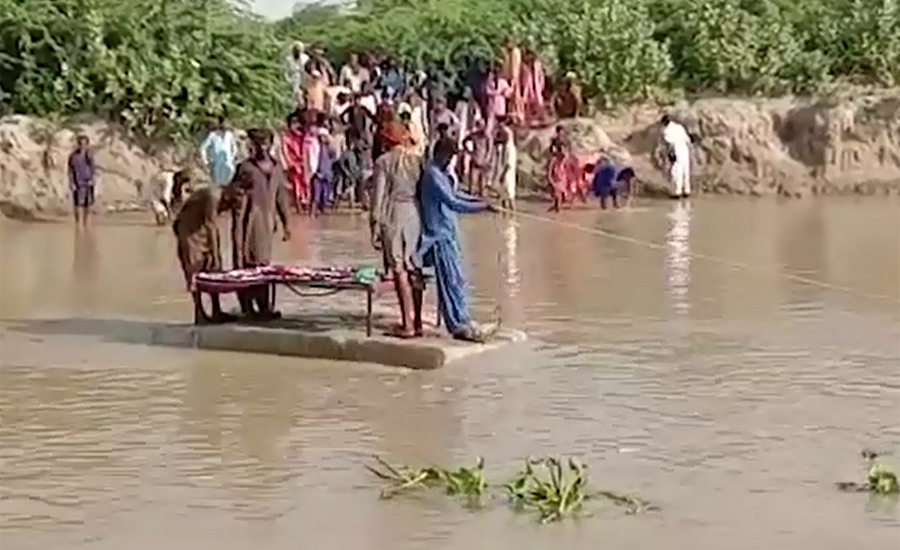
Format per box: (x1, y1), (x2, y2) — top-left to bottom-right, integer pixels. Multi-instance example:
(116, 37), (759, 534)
(366, 288), (373, 337)
(270, 283), (276, 311)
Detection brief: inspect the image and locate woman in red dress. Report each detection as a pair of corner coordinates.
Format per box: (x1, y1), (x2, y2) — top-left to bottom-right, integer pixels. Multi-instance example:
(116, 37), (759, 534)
(520, 49), (546, 127)
(281, 111), (306, 213)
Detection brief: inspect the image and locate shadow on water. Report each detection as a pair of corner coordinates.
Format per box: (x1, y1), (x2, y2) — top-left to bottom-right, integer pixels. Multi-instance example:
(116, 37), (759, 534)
(3, 311), (393, 349)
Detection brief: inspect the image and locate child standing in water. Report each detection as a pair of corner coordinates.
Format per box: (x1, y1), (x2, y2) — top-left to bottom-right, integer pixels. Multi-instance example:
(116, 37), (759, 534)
(311, 124), (337, 216)
(462, 119), (492, 196)
(67, 134), (96, 228)
(547, 126), (573, 212)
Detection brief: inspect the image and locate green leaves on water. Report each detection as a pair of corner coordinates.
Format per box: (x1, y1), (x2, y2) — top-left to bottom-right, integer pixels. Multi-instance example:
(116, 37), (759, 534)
(366, 455), (487, 508)
(503, 457), (656, 523)
(503, 457), (589, 523)
(836, 449), (900, 496)
(367, 455), (655, 523)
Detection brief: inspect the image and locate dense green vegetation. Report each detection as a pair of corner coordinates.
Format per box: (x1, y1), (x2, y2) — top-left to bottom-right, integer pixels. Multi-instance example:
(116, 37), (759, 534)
(2, 0), (899, 140)
(0, 0), (288, 140)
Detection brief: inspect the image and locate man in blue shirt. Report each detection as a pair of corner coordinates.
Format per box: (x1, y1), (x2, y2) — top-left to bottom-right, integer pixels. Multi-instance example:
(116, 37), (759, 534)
(416, 137), (496, 342)
(68, 134), (96, 228)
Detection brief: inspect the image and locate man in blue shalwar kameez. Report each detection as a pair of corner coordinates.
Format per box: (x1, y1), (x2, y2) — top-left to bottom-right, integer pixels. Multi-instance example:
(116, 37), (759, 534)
(416, 138), (495, 342)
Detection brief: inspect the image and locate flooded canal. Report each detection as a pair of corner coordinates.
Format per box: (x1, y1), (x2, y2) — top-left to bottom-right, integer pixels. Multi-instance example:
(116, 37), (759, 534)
(1, 198), (898, 549)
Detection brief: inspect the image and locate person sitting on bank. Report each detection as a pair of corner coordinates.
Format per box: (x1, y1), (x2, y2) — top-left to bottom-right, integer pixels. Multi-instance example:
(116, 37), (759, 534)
(173, 187), (238, 325)
(553, 72), (582, 119)
(416, 137), (497, 343)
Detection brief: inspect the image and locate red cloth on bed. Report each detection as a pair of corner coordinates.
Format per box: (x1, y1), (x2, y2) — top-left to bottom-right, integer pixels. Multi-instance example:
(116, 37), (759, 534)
(192, 265), (357, 292)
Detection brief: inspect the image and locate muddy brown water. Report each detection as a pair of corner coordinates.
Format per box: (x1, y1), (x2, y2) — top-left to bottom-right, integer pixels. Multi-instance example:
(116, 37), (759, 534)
(1, 198), (898, 549)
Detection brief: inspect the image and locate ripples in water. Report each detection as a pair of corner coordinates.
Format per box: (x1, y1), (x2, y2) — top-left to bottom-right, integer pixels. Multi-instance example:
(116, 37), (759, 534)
(1, 199), (899, 549)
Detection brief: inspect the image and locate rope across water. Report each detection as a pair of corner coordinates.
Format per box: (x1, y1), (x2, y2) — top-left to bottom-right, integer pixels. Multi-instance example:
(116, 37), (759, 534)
(500, 206), (899, 305)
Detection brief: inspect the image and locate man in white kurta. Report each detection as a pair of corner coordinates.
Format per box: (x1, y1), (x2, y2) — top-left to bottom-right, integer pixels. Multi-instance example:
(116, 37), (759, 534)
(661, 115), (692, 198)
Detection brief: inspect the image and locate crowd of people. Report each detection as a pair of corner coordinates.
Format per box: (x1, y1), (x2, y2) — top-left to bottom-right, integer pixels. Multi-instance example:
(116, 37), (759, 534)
(63, 40), (696, 341)
(69, 41), (687, 231)
(275, 40), (556, 215)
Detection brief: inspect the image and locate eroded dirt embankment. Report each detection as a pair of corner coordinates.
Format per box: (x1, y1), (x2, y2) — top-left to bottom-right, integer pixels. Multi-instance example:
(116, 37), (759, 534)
(2, 91), (899, 219)
(517, 91), (900, 197)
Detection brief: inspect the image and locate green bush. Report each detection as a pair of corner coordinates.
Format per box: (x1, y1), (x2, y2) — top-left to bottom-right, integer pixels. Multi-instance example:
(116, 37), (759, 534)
(0, 0), (288, 142)
(280, 0), (900, 97)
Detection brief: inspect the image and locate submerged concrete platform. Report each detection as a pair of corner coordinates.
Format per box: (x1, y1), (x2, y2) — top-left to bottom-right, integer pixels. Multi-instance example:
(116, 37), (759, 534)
(189, 318), (527, 369)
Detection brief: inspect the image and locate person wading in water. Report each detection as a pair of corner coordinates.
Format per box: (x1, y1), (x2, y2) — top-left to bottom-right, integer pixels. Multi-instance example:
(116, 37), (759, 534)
(67, 134), (96, 228)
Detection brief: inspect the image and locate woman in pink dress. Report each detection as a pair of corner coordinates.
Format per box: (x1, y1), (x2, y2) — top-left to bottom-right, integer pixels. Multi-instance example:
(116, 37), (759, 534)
(503, 39), (524, 126)
(521, 49), (546, 127)
(547, 125), (575, 212)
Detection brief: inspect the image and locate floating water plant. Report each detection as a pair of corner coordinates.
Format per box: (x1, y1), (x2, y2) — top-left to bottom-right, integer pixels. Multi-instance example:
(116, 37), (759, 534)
(502, 457), (656, 523)
(836, 450), (899, 495)
(366, 455), (655, 524)
(366, 456), (487, 507)
(503, 457), (589, 523)
(439, 458), (488, 507)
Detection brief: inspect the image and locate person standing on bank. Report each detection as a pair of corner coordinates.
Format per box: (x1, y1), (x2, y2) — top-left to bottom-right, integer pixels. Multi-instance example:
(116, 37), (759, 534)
(416, 137), (496, 343)
(369, 122), (424, 339)
(285, 42), (310, 108)
(340, 53), (370, 95)
(660, 114), (693, 199)
(230, 128), (292, 320)
(68, 134), (96, 228)
(200, 116), (238, 189)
